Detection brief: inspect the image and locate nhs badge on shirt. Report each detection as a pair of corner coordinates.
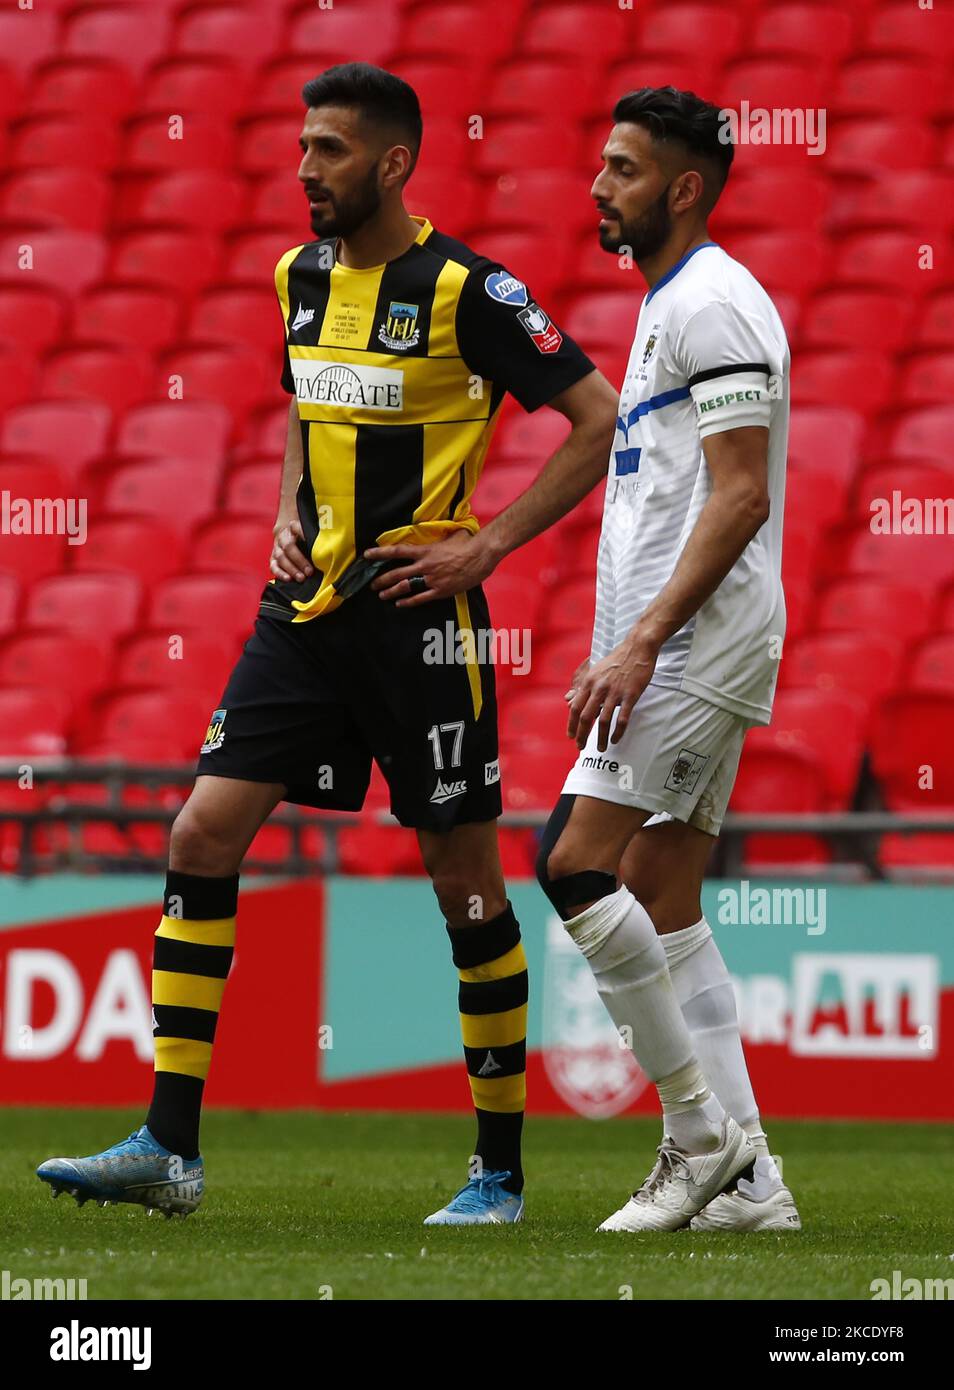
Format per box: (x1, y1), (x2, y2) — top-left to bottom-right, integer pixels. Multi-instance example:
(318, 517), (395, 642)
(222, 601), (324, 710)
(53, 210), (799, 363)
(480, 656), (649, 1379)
(484, 271), (529, 307)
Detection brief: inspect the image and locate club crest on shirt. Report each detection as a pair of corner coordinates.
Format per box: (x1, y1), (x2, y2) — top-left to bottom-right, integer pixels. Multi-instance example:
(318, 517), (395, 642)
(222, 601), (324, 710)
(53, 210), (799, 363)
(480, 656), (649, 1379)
(642, 331), (658, 364)
(378, 301), (420, 351)
(201, 708), (227, 754)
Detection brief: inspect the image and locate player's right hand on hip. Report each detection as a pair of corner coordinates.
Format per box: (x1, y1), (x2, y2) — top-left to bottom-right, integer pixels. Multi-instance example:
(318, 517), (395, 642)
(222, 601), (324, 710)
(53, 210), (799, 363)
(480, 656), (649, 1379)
(270, 518), (313, 583)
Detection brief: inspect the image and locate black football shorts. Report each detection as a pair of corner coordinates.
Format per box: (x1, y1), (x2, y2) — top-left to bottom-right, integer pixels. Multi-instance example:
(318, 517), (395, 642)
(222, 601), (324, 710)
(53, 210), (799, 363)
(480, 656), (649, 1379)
(195, 581), (502, 831)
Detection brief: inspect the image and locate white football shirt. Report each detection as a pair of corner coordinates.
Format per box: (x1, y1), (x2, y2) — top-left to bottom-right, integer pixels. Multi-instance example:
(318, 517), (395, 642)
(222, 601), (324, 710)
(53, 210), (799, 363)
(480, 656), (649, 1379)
(591, 241), (789, 724)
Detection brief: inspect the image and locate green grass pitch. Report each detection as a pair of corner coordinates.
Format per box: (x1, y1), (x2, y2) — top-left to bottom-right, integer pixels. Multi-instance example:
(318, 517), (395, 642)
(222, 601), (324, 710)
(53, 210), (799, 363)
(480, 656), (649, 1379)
(2, 1108), (952, 1301)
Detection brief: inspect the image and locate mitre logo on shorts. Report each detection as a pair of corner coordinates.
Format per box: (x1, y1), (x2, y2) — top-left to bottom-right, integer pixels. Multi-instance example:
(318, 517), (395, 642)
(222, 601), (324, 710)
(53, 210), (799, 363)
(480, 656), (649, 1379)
(200, 709), (227, 754)
(291, 359), (403, 410)
(664, 748), (709, 795)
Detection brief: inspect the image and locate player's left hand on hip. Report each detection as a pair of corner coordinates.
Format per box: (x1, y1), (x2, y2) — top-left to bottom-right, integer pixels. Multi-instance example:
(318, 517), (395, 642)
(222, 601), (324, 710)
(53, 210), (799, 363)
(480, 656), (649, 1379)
(566, 639), (657, 752)
(365, 532), (492, 606)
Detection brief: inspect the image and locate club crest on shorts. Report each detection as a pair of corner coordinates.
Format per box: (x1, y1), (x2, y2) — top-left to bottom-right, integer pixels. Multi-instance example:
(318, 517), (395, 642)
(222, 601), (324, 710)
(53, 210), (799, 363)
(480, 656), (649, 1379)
(201, 708), (227, 754)
(542, 915), (649, 1118)
(378, 301), (420, 351)
(665, 748), (709, 795)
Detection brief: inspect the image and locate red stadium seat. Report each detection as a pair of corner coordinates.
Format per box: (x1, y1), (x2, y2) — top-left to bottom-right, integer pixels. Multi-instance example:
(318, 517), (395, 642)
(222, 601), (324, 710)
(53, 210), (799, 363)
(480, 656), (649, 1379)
(826, 118), (937, 174)
(498, 746), (568, 816)
(487, 60), (598, 121)
(536, 574), (595, 640)
(720, 57), (826, 113)
(832, 173), (954, 235)
(101, 461), (221, 530)
(471, 464), (537, 519)
(224, 462), (279, 518)
(0, 461), (70, 581)
(0, 10), (58, 78)
(483, 571), (542, 637)
(791, 350), (891, 414)
(832, 58), (944, 118)
(0, 575), (20, 638)
(398, 2), (523, 61)
(405, 169), (479, 237)
(76, 689), (210, 762)
(70, 515), (185, 584)
(470, 229), (572, 307)
(481, 170), (592, 235)
(886, 406), (954, 461)
(25, 572), (143, 639)
(0, 401), (112, 482)
(832, 231), (936, 297)
(784, 462), (850, 529)
(908, 635), (954, 694)
(916, 291), (954, 350)
(41, 346), (153, 414)
(109, 230), (219, 296)
(27, 57), (136, 120)
(245, 57), (327, 119)
(564, 292), (638, 351)
(235, 114), (306, 177)
(147, 575), (263, 645)
(501, 690), (574, 752)
(9, 115), (121, 172)
(121, 114), (234, 173)
(711, 170), (829, 234)
(156, 344), (273, 428)
(730, 745), (831, 867)
(0, 632), (114, 720)
(870, 692), (954, 804)
(813, 576), (933, 644)
(116, 402), (231, 466)
(780, 631), (903, 711)
(801, 289), (913, 352)
(72, 287), (182, 354)
(471, 118), (583, 176)
(185, 288), (278, 349)
(115, 171), (245, 234)
(852, 463), (954, 526)
(526, 634), (589, 690)
(192, 517), (270, 577)
(63, 5), (173, 77)
(287, 3), (400, 64)
(603, 59), (712, 113)
(750, 688), (867, 806)
(141, 57), (250, 118)
(788, 407), (865, 481)
(115, 631), (236, 698)
(0, 286), (68, 355)
(174, 3), (287, 64)
(935, 584), (954, 634)
(225, 231), (299, 284)
(337, 822), (422, 877)
(636, 3), (745, 63)
(750, 3), (855, 63)
(838, 523), (954, 591)
(519, 3), (631, 59)
(863, 3), (954, 58)
(248, 173), (312, 234)
(0, 347), (37, 414)
(0, 230), (107, 294)
(0, 688), (70, 758)
(723, 231), (828, 298)
(0, 64), (20, 127)
(0, 170), (110, 233)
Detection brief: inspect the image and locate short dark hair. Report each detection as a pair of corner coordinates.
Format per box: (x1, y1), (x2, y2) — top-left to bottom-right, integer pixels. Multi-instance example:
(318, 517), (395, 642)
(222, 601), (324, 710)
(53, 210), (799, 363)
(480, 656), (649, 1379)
(301, 63), (423, 178)
(612, 86), (733, 207)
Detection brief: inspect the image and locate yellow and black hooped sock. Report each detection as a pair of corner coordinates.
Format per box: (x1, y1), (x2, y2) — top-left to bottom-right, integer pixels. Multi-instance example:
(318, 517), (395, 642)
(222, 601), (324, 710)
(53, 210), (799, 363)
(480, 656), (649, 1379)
(447, 903), (527, 1194)
(145, 870), (238, 1160)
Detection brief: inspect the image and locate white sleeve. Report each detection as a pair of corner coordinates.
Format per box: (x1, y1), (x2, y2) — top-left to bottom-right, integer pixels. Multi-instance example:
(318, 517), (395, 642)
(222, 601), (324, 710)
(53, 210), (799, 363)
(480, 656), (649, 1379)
(675, 298), (779, 439)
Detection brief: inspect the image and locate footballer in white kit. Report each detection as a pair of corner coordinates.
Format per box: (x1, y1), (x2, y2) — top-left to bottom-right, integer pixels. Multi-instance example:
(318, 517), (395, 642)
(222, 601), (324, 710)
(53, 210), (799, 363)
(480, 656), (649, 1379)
(536, 87), (801, 1234)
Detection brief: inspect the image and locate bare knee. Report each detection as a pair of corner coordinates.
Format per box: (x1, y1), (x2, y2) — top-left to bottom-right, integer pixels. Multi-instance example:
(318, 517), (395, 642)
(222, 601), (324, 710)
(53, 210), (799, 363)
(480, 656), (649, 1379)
(169, 802), (244, 877)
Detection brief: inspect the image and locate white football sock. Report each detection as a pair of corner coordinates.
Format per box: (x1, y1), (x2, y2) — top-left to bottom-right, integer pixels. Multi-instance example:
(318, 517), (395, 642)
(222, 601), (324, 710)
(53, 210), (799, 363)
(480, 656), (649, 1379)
(564, 887), (724, 1153)
(662, 917), (781, 1181)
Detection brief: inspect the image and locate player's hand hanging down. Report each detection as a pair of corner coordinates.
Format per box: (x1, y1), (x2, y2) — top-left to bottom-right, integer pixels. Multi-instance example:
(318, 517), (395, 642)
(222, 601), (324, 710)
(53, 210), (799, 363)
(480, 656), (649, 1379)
(366, 530), (496, 606)
(566, 635), (659, 752)
(270, 517), (314, 583)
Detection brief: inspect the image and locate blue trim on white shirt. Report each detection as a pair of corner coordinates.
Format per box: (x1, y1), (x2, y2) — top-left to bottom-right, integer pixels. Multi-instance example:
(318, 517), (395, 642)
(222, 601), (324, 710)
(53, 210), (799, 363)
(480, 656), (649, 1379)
(620, 384), (691, 434)
(645, 241), (719, 304)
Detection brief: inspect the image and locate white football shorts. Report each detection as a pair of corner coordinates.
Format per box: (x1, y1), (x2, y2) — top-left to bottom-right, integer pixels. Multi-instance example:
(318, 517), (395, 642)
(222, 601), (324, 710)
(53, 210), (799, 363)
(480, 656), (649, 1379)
(561, 682), (754, 836)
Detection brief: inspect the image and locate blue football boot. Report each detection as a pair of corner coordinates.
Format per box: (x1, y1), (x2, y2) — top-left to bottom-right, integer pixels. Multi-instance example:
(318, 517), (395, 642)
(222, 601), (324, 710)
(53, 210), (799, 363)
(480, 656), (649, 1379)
(37, 1125), (203, 1218)
(424, 1169), (524, 1226)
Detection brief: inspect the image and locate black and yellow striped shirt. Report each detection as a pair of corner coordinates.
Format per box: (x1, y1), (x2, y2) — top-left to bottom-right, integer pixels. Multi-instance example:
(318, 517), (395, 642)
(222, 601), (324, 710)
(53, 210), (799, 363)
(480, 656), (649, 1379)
(267, 215), (593, 621)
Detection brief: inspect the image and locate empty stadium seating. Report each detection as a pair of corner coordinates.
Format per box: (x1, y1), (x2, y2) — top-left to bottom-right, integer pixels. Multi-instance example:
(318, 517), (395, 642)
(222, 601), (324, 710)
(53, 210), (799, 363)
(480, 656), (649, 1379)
(0, 0), (952, 875)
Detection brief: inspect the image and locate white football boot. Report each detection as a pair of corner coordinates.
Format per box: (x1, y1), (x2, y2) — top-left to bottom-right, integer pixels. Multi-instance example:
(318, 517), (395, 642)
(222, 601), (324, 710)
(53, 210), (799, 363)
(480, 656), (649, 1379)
(690, 1153), (801, 1232)
(598, 1115), (754, 1233)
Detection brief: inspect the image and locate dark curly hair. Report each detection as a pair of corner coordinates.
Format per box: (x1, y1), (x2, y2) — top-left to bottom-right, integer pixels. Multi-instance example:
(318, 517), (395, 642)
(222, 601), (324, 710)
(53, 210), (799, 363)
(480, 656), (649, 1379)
(612, 86), (733, 208)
